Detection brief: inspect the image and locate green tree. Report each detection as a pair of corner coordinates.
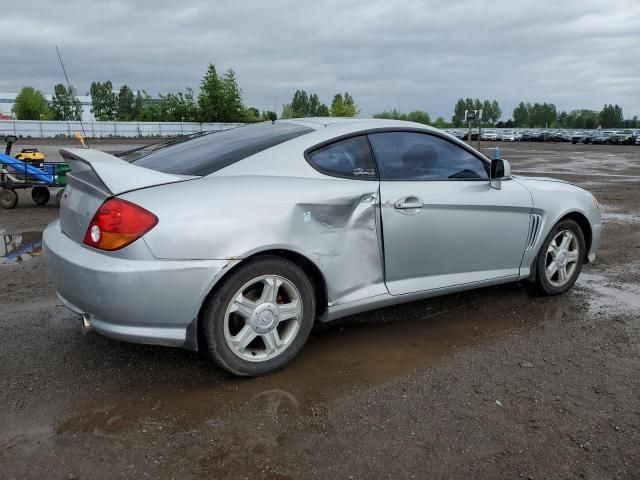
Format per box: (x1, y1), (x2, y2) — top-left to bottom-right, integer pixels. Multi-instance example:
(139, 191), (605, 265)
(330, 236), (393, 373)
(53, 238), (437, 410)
(158, 88), (198, 122)
(564, 109), (598, 129)
(291, 90), (310, 117)
(406, 110), (431, 125)
(316, 103), (330, 116)
(13, 86), (52, 120)
(482, 100), (493, 125)
(135, 90), (160, 121)
(599, 104), (623, 128)
(433, 117), (449, 128)
(285, 90), (329, 117)
(243, 106), (261, 123)
(198, 64), (223, 122)
(373, 109), (431, 124)
(51, 83), (82, 121)
(116, 85), (135, 121)
(451, 98), (466, 127)
(281, 103), (293, 119)
(308, 93), (320, 116)
(557, 111), (568, 128)
(491, 100), (501, 125)
(373, 109), (406, 120)
(219, 68), (244, 122)
(331, 92), (358, 117)
(513, 102), (530, 127)
(89, 81), (117, 120)
(261, 110), (278, 121)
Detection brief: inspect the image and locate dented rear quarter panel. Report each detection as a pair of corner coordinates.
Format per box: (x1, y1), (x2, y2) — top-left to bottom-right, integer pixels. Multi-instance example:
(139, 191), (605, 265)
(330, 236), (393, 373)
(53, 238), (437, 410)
(121, 174), (386, 306)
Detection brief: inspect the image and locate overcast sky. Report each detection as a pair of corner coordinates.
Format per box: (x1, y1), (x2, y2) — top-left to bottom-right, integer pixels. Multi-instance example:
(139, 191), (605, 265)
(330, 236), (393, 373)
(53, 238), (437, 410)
(2, 0), (639, 120)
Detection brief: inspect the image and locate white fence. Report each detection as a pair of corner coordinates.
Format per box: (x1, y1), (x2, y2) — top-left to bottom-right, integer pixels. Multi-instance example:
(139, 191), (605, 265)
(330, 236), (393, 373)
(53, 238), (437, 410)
(0, 120), (243, 138)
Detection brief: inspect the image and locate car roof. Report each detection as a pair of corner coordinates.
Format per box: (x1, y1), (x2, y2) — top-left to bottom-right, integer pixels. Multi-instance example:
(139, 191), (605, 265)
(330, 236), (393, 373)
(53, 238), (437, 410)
(277, 117), (440, 133)
(212, 117), (487, 180)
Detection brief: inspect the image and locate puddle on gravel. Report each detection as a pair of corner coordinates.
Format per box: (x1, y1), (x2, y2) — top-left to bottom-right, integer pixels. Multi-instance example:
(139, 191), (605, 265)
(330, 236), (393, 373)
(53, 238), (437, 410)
(0, 230), (43, 264)
(578, 273), (640, 313)
(57, 284), (579, 436)
(601, 211), (640, 225)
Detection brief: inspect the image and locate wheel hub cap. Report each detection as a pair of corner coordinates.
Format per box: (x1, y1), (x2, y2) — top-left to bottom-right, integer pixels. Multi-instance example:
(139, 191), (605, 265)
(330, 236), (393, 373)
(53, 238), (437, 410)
(556, 250), (568, 268)
(250, 303), (279, 334)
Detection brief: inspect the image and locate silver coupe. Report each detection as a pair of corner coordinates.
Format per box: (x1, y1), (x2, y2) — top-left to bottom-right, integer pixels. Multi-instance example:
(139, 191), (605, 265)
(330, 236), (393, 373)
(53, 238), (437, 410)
(43, 118), (601, 376)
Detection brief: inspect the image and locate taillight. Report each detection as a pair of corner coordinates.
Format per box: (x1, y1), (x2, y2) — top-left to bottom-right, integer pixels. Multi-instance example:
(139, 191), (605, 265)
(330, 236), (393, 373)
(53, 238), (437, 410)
(83, 198), (158, 251)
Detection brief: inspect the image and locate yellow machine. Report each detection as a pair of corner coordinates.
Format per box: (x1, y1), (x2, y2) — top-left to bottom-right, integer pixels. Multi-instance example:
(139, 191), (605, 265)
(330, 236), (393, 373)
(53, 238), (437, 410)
(14, 148), (45, 162)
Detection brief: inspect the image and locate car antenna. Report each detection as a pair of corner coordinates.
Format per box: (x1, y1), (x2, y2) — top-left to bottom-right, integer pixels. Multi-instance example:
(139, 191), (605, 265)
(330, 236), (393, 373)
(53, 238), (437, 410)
(55, 46), (90, 148)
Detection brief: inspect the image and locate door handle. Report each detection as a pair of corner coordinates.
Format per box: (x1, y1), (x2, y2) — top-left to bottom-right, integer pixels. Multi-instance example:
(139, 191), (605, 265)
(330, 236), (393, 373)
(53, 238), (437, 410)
(394, 196), (424, 210)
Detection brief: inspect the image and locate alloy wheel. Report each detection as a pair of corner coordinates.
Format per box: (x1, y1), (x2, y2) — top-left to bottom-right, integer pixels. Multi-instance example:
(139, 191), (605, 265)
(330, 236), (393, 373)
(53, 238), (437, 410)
(223, 275), (303, 362)
(545, 230), (580, 287)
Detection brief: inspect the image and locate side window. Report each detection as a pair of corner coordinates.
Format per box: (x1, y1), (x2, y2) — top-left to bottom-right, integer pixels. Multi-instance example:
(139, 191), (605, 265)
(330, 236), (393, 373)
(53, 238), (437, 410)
(368, 132), (489, 181)
(306, 136), (378, 180)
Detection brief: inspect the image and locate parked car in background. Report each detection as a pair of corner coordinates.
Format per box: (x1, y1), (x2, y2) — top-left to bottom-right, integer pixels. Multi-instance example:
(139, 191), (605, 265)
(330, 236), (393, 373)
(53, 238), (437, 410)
(591, 131), (614, 145)
(481, 129), (498, 141)
(547, 131), (569, 142)
(608, 130), (636, 145)
(43, 118), (602, 376)
(526, 131), (547, 141)
(499, 130), (517, 142)
(580, 133), (593, 144)
(571, 131), (589, 144)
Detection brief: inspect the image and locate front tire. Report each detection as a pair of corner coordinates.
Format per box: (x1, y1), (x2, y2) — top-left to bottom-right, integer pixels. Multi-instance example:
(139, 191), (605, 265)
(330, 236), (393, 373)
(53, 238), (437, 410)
(533, 219), (585, 295)
(201, 256), (316, 376)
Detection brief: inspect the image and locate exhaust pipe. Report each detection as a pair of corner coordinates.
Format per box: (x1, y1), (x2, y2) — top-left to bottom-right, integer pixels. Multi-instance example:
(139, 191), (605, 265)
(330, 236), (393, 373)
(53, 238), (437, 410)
(81, 313), (93, 335)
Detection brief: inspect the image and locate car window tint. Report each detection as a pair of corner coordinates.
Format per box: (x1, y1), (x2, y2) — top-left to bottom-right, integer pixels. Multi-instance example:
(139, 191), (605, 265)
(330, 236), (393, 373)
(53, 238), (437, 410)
(368, 132), (489, 181)
(132, 122), (313, 176)
(307, 136), (378, 179)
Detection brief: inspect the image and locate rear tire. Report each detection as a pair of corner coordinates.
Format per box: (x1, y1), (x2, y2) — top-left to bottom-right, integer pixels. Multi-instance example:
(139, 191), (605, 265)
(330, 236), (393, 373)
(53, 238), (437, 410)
(533, 219), (585, 295)
(0, 188), (18, 209)
(32, 186), (50, 205)
(201, 256), (316, 376)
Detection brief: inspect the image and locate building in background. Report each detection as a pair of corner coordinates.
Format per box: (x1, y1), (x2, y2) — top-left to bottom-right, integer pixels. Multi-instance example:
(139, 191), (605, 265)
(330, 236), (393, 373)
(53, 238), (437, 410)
(0, 92), (95, 121)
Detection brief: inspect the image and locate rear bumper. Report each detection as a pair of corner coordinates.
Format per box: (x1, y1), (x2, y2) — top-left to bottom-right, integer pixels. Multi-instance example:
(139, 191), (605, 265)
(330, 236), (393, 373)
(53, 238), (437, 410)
(43, 220), (232, 350)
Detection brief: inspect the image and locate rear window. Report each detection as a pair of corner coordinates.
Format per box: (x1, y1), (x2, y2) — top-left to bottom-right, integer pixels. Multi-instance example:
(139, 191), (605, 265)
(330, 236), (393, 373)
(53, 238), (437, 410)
(132, 122), (313, 176)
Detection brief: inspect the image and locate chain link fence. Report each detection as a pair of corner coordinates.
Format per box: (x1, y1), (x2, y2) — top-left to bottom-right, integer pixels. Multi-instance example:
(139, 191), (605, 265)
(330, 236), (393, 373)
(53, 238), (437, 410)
(0, 120), (243, 138)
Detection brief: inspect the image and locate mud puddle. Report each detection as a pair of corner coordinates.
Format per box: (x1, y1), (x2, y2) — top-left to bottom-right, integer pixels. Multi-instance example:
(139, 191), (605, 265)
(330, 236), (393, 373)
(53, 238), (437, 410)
(578, 272), (640, 314)
(0, 230), (43, 264)
(57, 284), (578, 437)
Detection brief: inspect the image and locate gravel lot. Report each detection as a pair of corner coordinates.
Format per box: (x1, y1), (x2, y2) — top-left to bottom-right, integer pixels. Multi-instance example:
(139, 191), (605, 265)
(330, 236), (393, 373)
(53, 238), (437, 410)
(1, 140), (639, 479)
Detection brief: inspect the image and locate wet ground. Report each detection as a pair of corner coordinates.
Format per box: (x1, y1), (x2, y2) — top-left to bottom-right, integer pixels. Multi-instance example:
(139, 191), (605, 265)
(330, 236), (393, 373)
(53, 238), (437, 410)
(1, 141), (639, 479)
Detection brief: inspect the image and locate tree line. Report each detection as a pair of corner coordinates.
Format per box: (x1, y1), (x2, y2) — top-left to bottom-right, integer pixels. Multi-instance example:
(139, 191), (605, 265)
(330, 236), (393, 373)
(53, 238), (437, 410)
(9, 79), (638, 129)
(10, 67), (361, 123)
(9, 64), (277, 123)
(451, 98), (503, 127)
(505, 102), (634, 129)
(280, 90), (359, 118)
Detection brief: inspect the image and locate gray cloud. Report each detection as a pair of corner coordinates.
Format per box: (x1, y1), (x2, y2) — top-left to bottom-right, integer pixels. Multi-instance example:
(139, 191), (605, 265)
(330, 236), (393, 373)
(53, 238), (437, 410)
(2, 0), (639, 119)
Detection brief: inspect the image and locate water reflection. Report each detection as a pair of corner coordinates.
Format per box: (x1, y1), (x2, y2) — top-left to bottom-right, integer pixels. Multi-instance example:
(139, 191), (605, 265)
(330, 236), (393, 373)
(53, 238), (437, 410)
(0, 230), (43, 264)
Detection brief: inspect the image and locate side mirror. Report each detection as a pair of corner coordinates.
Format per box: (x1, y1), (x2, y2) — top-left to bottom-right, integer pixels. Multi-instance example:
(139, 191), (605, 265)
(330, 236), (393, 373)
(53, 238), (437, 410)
(490, 158), (511, 190)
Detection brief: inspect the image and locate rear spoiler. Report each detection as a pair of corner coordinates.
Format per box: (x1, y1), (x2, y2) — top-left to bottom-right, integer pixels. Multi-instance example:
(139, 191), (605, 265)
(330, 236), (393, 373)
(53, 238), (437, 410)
(60, 148), (190, 196)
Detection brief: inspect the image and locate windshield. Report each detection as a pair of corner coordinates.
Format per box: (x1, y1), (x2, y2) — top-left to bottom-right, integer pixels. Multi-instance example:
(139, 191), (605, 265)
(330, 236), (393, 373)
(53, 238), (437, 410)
(131, 122), (313, 176)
